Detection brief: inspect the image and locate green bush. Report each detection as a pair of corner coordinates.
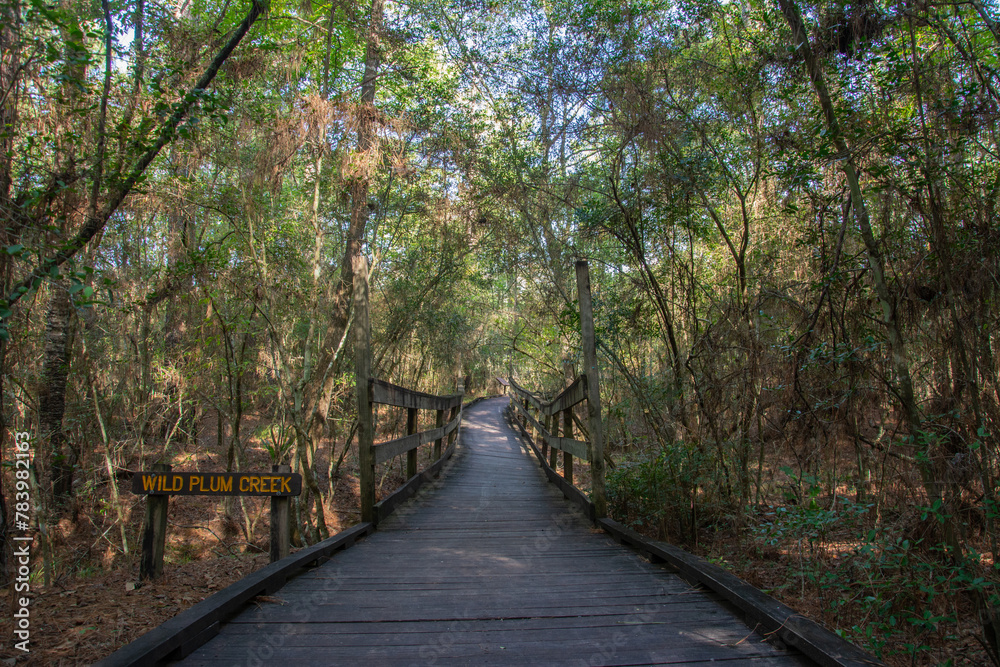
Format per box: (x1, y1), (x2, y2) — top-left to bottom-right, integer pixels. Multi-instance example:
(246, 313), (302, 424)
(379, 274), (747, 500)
(754, 492), (1000, 663)
(607, 441), (711, 543)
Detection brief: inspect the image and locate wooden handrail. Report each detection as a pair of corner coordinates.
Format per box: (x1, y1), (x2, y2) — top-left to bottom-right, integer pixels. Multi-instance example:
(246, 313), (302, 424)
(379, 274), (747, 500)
(508, 375), (587, 415)
(371, 378), (463, 411)
(358, 373), (464, 523)
(372, 413), (461, 465)
(510, 396), (590, 461)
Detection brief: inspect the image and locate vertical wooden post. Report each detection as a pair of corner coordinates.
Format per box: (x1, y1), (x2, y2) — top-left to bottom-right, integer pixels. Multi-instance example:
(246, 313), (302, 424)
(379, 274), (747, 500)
(447, 382), (463, 450)
(446, 404), (459, 449)
(524, 398), (531, 441)
(139, 463), (170, 580)
(434, 408), (444, 460)
(406, 407), (418, 479)
(354, 254), (375, 525)
(270, 464), (291, 563)
(576, 260), (607, 518)
(563, 407), (574, 486)
(548, 413), (558, 468)
(524, 399), (545, 456)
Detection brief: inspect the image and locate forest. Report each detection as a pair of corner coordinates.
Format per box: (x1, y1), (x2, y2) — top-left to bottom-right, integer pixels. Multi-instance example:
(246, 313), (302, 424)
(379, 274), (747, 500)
(1, 0), (999, 663)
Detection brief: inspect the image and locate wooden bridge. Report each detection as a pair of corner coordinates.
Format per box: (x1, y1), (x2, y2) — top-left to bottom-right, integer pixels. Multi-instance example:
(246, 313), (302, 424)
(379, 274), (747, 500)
(99, 394), (879, 666)
(98, 261), (880, 666)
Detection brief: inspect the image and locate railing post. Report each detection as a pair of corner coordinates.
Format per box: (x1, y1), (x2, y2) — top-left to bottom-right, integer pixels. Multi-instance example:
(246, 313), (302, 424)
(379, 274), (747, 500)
(542, 408), (550, 458)
(576, 260), (607, 519)
(446, 404), (459, 450)
(563, 407), (573, 486)
(139, 463), (171, 580)
(434, 408), (444, 460)
(446, 382), (463, 452)
(451, 381), (464, 450)
(354, 254), (375, 524)
(270, 464), (291, 562)
(406, 407), (418, 478)
(528, 399), (538, 450)
(548, 413), (558, 469)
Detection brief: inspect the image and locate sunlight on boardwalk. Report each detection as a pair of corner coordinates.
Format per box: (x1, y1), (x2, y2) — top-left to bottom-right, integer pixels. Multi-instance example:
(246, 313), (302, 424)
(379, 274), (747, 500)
(175, 398), (810, 666)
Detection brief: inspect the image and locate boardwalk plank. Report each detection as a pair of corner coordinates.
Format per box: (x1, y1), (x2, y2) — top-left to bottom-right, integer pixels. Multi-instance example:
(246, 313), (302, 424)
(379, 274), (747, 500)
(205, 619), (772, 645)
(230, 603), (736, 625)
(222, 613), (751, 635)
(180, 645), (800, 665)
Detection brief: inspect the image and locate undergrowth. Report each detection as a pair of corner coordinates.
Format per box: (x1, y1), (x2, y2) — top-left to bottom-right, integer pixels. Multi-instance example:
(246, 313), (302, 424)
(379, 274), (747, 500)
(606, 448), (1000, 665)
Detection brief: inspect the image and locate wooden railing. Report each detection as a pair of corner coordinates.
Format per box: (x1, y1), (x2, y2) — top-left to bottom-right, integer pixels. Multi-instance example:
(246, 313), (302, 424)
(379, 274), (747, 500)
(362, 378), (463, 523)
(507, 260), (607, 519)
(369, 380), (462, 468)
(509, 376), (589, 480)
(509, 375), (605, 521)
(353, 254), (464, 525)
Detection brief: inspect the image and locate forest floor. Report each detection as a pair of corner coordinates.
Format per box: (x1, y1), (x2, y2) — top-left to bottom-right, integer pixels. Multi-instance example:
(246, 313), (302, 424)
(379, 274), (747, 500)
(702, 526), (988, 666)
(1, 404), (990, 665)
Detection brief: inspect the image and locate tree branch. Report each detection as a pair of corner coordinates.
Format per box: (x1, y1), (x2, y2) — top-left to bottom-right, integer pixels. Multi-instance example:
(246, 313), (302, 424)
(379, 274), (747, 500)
(2, 0), (269, 317)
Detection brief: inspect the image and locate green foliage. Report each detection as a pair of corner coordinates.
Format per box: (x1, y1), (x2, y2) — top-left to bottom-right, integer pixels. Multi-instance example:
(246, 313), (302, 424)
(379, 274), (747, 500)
(2, 0), (1000, 661)
(607, 441), (711, 542)
(754, 493), (1000, 662)
(260, 422), (295, 465)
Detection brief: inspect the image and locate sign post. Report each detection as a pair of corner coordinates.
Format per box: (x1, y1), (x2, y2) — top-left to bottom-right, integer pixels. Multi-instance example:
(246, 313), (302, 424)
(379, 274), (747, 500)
(270, 464), (292, 562)
(139, 463), (171, 580)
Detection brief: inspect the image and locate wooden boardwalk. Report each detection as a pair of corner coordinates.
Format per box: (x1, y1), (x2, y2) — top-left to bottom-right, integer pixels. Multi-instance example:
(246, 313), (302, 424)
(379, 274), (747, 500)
(176, 398), (810, 666)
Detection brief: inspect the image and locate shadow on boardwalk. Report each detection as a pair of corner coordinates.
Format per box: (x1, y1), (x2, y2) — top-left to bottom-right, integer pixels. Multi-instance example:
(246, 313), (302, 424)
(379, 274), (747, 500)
(175, 397), (810, 666)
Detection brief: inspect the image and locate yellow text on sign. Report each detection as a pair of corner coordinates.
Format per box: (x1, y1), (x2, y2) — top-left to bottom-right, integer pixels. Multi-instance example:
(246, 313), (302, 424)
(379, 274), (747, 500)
(132, 472), (301, 496)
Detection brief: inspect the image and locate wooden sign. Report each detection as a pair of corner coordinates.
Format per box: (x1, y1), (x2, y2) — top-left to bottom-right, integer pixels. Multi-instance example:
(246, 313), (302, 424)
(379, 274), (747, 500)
(131, 471), (302, 496)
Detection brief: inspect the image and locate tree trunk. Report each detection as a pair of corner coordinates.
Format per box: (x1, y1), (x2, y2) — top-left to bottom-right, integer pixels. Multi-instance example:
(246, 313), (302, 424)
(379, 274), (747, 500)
(0, 0), (22, 581)
(299, 0), (385, 536)
(777, 0), (961, 552)
(39, 285), (77, 503)
(39, 4), (88, 506)
(777, 0), (921, 431)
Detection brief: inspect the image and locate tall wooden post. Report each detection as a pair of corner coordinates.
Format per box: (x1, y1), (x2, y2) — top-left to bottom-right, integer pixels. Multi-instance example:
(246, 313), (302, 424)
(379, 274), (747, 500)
(446, 404), (460, 450)
(563, 407), (574, 486)
(433, 408), (444, 460)
(139, 463), (171, 580)
(531, 401), (540, 455)
(523, 398), (530, 434)
(270, 464), (291, 562)
(548, 414), (558, 469)
(576, 260), (607, 518)
(406, 407), (418, 478)
(447, 380), (463, 451)
(354, 254), (375, 524)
